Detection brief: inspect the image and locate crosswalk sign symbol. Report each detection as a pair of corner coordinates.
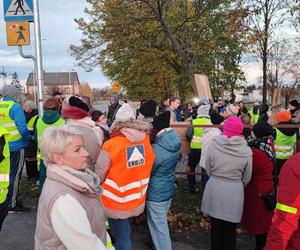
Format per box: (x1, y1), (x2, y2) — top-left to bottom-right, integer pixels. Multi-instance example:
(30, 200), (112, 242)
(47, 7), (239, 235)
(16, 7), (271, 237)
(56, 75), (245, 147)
(6, 21), (30, 46)
(3, 0), (34, 22)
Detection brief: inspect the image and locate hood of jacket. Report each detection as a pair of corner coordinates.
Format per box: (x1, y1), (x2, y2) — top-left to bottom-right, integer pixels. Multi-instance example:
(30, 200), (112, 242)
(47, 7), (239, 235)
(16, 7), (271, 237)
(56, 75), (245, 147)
(277, 121), (298, 136)
(62, 106), (90, 120)
(42, 110), (61, 124)
(155, 128), (181, 152)
(110, 119), (151, 143)
(212, 135), (252, 157)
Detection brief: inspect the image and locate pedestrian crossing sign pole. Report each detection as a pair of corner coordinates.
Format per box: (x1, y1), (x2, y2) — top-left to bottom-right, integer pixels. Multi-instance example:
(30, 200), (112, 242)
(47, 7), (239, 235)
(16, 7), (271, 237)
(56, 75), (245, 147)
(3, 0), (34, 22)
(6, 21), (30, 46)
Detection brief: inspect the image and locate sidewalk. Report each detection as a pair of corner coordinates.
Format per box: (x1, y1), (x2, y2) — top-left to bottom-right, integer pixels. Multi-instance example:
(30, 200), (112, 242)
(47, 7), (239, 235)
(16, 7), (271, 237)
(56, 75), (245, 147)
(0, 204), (198, 250)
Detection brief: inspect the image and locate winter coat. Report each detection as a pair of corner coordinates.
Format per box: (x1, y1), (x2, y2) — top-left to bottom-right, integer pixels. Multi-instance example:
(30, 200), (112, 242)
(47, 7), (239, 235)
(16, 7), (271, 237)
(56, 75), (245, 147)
(241, 148), (274, 235)
(107, 104), (121, 127)
(201, 135), (252, 223)
(1, 97), (31, 152)
(24, 109), (38, 158)
(146, 128), (181, 202)
(62, 106), (103, 173)
(265, 152), (300, 250)
(199, 127), (221, 168)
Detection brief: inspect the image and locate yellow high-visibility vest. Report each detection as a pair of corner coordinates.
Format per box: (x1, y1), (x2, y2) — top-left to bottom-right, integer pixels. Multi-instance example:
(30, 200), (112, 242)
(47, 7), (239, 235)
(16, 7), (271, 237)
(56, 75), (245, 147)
(0, 126), (10, 204)
(0, 100), (21, 142)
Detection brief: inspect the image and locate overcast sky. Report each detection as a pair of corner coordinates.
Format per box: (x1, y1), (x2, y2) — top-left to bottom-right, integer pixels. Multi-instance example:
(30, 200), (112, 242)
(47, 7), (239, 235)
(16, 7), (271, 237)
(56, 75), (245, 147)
(0, 0), (110, 89)
(1, 1), (295, 92)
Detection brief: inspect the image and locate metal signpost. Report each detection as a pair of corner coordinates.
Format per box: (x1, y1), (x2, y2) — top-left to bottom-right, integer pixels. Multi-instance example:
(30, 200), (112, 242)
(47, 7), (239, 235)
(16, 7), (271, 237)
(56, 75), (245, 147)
(3, 0), (44, 116)
(32, 0), (44, 116)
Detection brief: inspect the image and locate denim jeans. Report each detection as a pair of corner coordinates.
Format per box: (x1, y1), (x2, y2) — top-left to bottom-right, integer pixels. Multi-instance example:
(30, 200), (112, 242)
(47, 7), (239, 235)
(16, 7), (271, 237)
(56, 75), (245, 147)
(108, 218), (132, 250)
(146, 199), (172, 250)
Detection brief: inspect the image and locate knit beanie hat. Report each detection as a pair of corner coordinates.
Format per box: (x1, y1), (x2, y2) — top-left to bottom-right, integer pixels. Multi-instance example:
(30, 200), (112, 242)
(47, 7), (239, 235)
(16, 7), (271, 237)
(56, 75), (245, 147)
(226, 104), (240, 116)
(210, 112), (224, 125)
(139, 99), (157, 118)
(0, 85), (21, 100)
(25, 100), (36, 109)
(69, 96), (90, 112)
(115, 103), (135, 121)
(197, 104), (210, 118)
(153, 111), (171, 132)
(289, 99), (299, 108)
(252, 121), (275, 138)
(222, 116), (244, 138)
(276, 111), (291, 123)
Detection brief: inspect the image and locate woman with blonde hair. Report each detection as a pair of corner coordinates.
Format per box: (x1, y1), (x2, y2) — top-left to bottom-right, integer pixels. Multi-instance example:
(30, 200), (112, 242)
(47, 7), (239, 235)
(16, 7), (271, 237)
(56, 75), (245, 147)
(35, 125), (113, 250)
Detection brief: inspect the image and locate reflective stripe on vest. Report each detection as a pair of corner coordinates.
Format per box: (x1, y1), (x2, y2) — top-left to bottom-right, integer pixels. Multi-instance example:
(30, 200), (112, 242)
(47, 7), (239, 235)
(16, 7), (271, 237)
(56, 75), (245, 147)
(275, 129), (296, 159)
(101, 135), (155, 212)
(0, 126), (10, 204)
(0, 174), (9, 182)
(276, 202), (298, 215)
(103, 186), (148, 204)
(0, 100), (22, 142)
(190, 117), (210, 149)
(104, 177), (149, 193)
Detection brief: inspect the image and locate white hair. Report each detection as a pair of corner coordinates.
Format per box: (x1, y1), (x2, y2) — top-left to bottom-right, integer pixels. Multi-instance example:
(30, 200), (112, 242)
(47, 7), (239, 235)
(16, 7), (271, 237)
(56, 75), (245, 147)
(41, 125), (82, 165)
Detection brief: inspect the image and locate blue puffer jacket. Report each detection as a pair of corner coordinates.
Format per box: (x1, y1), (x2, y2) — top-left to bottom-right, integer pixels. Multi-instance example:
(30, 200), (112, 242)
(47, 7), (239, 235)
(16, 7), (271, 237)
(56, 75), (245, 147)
(147, 128), (181, 202)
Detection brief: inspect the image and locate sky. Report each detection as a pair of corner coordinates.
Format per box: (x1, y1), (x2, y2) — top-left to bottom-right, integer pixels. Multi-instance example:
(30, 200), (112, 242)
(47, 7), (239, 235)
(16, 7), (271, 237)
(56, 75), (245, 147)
(0, 1), (296, 93)
(0, 0), (110, 89)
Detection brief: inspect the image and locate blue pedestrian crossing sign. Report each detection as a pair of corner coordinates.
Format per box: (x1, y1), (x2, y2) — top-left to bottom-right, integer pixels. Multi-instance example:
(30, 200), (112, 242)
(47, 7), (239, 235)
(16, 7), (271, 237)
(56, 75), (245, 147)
(3, 0), (34, 22)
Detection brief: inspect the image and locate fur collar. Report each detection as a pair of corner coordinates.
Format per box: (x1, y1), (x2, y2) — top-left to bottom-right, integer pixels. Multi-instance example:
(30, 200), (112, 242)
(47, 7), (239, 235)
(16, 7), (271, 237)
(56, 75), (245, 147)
(111, 119), (151, 134)
(62, 106), (90, 120)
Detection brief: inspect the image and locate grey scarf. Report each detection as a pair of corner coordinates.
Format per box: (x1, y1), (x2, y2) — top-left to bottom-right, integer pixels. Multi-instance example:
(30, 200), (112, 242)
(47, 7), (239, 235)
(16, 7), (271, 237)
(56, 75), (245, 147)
(65, 167), (103, 196)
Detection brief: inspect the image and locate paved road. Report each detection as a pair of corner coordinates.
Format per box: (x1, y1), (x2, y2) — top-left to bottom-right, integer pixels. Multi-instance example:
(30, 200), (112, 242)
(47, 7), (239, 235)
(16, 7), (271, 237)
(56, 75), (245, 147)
(0, 201), (198, 250)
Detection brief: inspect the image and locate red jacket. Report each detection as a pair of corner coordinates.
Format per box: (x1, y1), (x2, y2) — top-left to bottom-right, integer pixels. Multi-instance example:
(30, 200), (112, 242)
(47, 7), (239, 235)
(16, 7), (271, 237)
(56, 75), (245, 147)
(264, 153), (300, 250)
(241, 148), (274, 234)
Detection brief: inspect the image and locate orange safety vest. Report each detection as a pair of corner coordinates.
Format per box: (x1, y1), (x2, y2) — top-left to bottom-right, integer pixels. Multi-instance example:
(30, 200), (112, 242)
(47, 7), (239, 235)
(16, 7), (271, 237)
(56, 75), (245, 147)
(101, 134), (155, 212)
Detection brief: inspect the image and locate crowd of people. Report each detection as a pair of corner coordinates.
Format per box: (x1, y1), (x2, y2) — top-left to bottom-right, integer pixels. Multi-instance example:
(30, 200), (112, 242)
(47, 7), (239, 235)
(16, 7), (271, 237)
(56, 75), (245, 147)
(0, 85), (299, 250)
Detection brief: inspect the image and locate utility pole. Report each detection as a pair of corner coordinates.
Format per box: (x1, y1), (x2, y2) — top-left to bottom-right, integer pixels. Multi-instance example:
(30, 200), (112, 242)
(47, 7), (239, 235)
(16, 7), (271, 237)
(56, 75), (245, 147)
(33, 0), (44, 117)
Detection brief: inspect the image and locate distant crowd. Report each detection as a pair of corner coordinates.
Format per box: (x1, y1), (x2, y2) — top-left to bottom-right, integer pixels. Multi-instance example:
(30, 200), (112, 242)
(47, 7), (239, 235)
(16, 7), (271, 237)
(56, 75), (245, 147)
(0, 85), (299, 250)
